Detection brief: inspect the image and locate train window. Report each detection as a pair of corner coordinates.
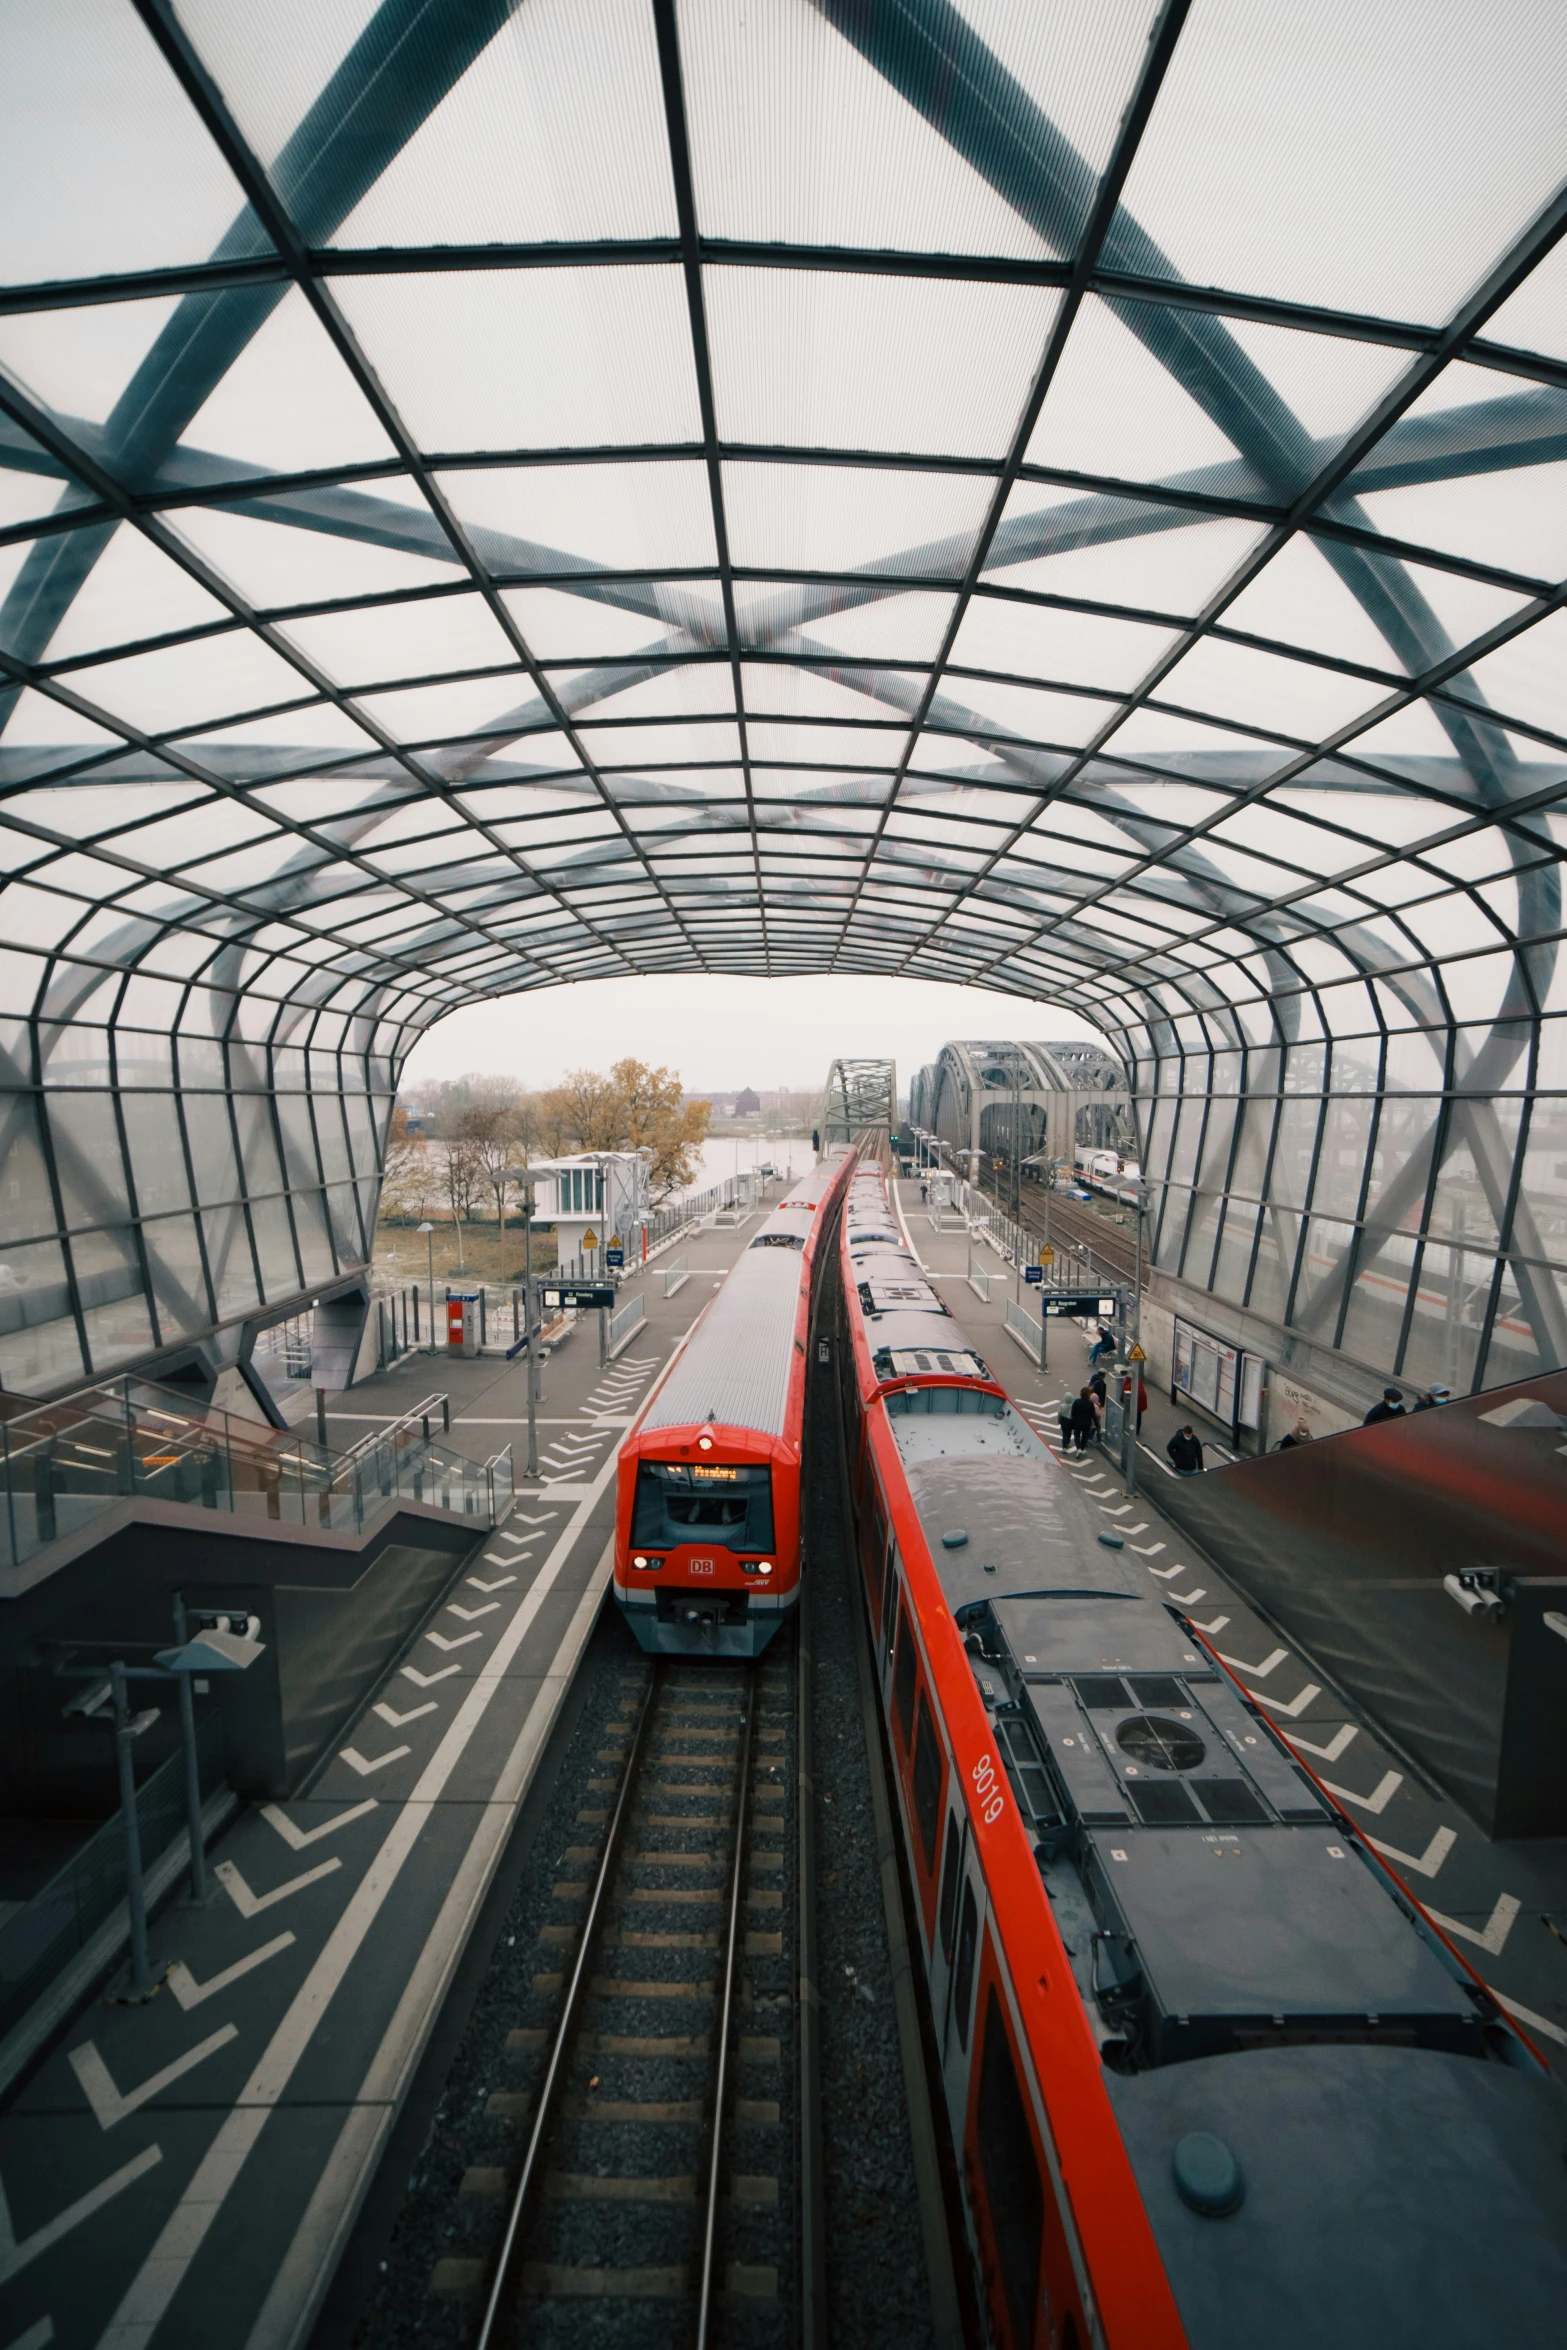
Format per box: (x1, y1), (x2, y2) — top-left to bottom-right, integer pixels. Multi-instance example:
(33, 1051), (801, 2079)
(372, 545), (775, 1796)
(893, 1606), (918, 1748)
(938, 1814), (963, 1959)
(881, 1546), (900, 1657)
(953, 1881), (978, 2050)
(912, 1697), (943, 1871)
(632, 1463), (775, 1549)
(978, 1988), (1044, 2350)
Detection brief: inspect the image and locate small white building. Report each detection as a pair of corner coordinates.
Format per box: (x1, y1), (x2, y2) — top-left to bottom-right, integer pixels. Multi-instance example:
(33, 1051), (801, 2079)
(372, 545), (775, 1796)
(531, 1153), (652, 1274)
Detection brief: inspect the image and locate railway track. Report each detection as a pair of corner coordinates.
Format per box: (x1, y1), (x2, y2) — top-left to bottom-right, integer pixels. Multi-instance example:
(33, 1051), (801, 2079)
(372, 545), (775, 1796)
(973, 1161), (1138, 1282)
(470, 1652), (799, 2346)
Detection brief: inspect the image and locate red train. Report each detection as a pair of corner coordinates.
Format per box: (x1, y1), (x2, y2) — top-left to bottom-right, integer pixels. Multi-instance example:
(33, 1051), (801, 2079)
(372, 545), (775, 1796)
(837, 1165), (1567, 2350)
(613, 1148), (855, 1656)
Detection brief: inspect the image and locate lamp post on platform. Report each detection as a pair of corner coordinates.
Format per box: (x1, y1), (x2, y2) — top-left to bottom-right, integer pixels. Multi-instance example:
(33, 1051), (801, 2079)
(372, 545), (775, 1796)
(418, 1221), (435, 1352)
(505, 1172), (540, 1480)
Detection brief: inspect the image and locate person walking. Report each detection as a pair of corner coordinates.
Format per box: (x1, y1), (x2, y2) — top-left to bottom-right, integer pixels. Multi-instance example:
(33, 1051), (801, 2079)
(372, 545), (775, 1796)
(1413, 1384), (1451, 1412)
(1056, 1395), (1074, 1453)
(1088, 1367), (1108, 1409)
(1069, 1388), (1097, 1454)
(1363, 1387), (1406, 1426)
(1167, 1423), (1204, 1475)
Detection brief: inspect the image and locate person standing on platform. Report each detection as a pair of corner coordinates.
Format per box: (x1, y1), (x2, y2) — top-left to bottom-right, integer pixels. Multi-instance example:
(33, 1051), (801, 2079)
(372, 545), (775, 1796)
(1069, 1388), (1097, 1454)
(1088, 1367), (1108, 1410)
(1363, 1387), (1406, 1425)
(1167, 1423), (1204, 1475)
(1056, 1395), (1074, 1453)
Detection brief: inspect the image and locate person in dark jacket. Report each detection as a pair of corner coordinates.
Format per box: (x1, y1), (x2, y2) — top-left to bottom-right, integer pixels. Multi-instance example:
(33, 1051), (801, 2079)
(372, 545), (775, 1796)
(1088, 1369), (1108, 1407)
(1089, 1324), (1115, 1366)
(1363, 1387), (1406, 1425)
(1167, 1424), (1204, 1474)
(1069, 1389), (1097, 1453)
(1275, 1420), (1312, 1450)
(1413, 1384), (1450, 1411)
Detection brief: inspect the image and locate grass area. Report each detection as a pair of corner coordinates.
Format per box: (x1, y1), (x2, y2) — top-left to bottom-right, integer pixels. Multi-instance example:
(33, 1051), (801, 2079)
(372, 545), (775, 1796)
(374, 1220), (560, 1289)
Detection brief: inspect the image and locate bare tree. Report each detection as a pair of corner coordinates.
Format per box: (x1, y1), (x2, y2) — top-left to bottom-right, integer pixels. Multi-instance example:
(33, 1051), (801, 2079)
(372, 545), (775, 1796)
(440, 1129), (486, 1268)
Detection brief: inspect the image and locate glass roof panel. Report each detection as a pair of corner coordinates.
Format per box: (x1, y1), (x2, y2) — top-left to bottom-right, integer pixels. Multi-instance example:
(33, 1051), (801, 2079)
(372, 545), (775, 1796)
(281, 592), (518, 689)
(948, 598), (1178, 692)
(1, 0), (256, 287)
(706, 269), (1057, 460)
(0, 297), (183, 428)
(1446, 610), (1567, 740)
(65, 635), (311, 737)
(1355, 460), (1567, 584)
(988, 491), (1266, 614)
(176, 289), (396, 477)
(332, 268), (703, 453)
(724, 463), (994, 578)
(501, 584), (713, 660)
(1116, 0), (1567, 318)
(39, 527), (232, 665)
(328, 0), (676, 246)
(168, 506), (457, 609)
(1027, 297), (1241, 482)
(1482, 237), (1567, 361)
(438, 462), (717, 575)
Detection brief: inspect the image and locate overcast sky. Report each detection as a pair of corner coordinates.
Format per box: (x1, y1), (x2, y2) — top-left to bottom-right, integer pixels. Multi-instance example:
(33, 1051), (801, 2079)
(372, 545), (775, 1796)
(398, 974), (1112, 1097)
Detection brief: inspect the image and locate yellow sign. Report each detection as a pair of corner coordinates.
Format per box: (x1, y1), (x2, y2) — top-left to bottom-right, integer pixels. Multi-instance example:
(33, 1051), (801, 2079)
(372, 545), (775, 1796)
(1039, 1245), (1055, 1265)
(609, 1232), (622, 1251)
(581, 1228), (599, 1251)
(1128, 1342), (1147, 1362)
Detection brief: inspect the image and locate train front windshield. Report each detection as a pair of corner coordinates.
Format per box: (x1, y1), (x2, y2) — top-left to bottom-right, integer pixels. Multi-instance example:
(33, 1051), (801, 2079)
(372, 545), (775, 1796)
(632, 1462), (776, 1550)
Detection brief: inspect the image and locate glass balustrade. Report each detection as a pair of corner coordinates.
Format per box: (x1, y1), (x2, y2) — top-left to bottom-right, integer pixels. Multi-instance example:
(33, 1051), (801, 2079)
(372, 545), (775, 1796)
(0, 1376), (511, 1573)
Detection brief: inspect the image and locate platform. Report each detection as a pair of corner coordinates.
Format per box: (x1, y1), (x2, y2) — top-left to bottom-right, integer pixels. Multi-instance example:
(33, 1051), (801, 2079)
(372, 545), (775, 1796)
(0, 1230), (760, 2350)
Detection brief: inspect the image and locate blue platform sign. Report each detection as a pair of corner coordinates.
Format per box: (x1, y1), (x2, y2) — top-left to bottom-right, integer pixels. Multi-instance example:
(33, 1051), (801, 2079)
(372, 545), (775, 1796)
(1024, 1263), (1043, 1284)
(606, 1247), (625, 1268)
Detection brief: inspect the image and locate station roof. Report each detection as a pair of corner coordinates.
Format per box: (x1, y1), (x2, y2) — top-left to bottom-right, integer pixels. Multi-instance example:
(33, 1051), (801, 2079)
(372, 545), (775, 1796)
(2, 1), (1566, 1063)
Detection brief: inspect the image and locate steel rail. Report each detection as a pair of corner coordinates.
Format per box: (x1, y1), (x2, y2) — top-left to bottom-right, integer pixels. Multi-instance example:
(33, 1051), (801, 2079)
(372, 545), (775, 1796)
(473, 1660), (663, 2350)
(694, 1664), (759, 2349)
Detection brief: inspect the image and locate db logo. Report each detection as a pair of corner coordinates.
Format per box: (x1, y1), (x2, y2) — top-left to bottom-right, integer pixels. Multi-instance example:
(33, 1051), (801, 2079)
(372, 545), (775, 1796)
(689, 1557), (715, 1575)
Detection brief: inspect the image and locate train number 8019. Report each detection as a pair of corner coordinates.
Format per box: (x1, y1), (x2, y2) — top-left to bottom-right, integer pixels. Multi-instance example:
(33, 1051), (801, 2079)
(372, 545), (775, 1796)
(971, 1753), (1006, 1826)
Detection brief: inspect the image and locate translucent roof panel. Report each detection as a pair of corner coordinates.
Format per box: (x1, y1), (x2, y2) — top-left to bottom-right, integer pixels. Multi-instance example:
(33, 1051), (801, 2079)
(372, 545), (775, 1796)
(0, 0), (1561, 1041)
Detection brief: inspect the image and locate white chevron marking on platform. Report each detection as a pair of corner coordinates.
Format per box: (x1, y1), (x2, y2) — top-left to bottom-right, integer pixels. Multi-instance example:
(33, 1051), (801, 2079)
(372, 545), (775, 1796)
(1427, 1892), (1520, 1956)
(340, 1744), (411, 1776)
(1320, 1769), (1403, 1815)
(168, 1933), (295, 2011)
(217, 1857), (340, 1916)
(1284, 1723), (1359, 1763)
(1217, 1645), (1290, 1679)
(469, 1574), (516, 1592)
(261, 1798), (378, 1849)
(1148, 1561), (1188, 1579)
(447, 1602), (500, 1622)
(481, 1551), (517, 1567)
(401, 1662), (460, 1687)
(1251, 1681), (1324, 1719)
(1098, 1503), (1133, 1518)
(0, 2148), (161, 2283)
(1498, 1992), (1567, 2046)
(1188, 1615), (1231, 1634)
(1367, 1824), (1457, 1878)
(1168, 1586), (1206, 1604)
(517, 1512), (556, 1527)
(1121, 1522), (1149, 1535)
(70, 2027), (236, 2129)
(374, 1700), (436, 1729)
(426, 1630), (482, 1651)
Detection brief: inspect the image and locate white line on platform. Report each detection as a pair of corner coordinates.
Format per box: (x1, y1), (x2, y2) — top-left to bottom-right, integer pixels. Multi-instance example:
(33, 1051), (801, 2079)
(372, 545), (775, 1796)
(340, 1746), (411, 1778)
(425, 1630), (482, 1652)
(217, 1858), (341, 1918)
(261, 1801), (377, 1851)
(1188, 1614), (1231, 1634)
(400, 1663), (459, 1689)
(1497, 1992), (1567, 2046)
(1283, 1724), (1359, 1763)
(69, 2028), (237, 2130)
(373, 1701), (436, 1730)
(100, 1439), (627, 2350)
(1427, 1892), (1520, 1956)
(169, 1936), (295, 2013)
(446, 1602), (500, 1623)
(1147, 1561), (1188, 1579)
(1216, 1645), (1290, 1679)
(1168, 1585), (1206, 1604)
(469, 1575), (516, 1593)
(1130, 1541), (1166, 1556)
(0, 2149), (161, 2287)
(1367, 1824), (1457, 1878)
(1319, 1769), (1403, 1816)
(1250, 1681), (1323, 1719)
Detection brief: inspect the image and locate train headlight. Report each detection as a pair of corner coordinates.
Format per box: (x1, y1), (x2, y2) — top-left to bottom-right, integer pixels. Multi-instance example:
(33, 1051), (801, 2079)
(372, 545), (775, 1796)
(632, 1553), (665, 1572)
(697, 1434), (714, 1452)
(740, 1559), (774, 1577)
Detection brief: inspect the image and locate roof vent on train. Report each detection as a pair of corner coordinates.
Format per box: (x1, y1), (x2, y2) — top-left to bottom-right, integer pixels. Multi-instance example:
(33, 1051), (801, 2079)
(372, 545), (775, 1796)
(750, 1232), (805, 1249)
(875, 1346), (990, 1381)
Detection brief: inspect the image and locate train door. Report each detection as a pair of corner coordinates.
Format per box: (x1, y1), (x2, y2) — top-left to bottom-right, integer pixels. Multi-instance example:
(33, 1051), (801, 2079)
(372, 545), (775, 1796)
(927, 1792), (967, 2034)
(940, 1830), (988, 2123)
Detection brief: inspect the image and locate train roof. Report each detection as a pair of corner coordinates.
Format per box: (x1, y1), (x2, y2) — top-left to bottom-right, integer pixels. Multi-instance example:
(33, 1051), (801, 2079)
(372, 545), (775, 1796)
(639, 1156), (845, 1441)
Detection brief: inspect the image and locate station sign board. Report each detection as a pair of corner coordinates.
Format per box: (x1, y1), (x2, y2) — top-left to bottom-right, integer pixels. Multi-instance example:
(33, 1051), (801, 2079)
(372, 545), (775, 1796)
(1024, 1264), (1043, 1284)
(606, 1247), (625, 1268)
(1041, 1289), (1119, 1319)
(541, 1283), (616, 1311)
